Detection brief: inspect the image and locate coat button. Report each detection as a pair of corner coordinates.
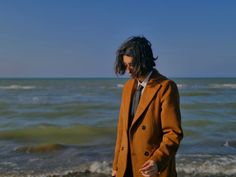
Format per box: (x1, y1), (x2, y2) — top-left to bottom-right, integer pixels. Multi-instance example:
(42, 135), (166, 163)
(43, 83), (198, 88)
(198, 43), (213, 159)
(142, 125), (146, 130)
(144, 151), (149, 156)
(121, 146), (124, 151)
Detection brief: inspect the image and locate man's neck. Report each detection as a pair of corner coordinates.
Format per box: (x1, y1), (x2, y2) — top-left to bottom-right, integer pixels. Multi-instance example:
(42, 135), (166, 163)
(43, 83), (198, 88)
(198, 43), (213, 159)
(137, 71), (151, 83)
(137, 70), (153, 84)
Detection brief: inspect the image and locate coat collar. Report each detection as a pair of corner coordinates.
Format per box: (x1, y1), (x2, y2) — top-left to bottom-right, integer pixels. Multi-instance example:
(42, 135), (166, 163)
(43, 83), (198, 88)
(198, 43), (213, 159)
(123, 69), (166, 132)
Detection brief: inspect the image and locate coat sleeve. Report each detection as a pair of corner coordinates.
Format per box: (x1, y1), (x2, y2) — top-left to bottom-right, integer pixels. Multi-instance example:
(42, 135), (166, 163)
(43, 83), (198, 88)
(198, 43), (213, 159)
(149, 80), (183, 171)
(112, 88), (125, 171)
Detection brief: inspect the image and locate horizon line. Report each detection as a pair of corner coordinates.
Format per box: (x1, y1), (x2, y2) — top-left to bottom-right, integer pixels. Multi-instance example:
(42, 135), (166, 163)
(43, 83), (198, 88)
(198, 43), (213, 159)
(0, 76), (235, 79)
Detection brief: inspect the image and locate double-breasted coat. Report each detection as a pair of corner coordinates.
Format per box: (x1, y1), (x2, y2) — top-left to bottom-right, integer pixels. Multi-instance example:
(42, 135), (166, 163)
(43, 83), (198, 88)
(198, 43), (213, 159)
(112, 69), (183, 177)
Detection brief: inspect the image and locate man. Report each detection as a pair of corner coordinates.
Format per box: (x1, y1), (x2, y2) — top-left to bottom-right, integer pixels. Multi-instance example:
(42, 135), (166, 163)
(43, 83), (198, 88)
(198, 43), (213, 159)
(112, 36), (183, 177)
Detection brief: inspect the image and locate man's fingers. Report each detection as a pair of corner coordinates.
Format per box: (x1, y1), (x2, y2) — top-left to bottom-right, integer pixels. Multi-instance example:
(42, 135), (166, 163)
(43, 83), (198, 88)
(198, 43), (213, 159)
(140, 161), (152, 171)
(140, 169), (156, 177)
(147, 167), (157, 175)
(142, 160), (150, 168)
(139, 164), (151, 172)
(141, 167), (156, 174)
(140, 164), (158, 177)
(140, 160), (158, 177)
(112, 170), (117, 177)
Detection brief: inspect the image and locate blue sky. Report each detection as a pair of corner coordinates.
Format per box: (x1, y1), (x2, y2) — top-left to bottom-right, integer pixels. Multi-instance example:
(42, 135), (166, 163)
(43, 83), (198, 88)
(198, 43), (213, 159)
(0, 0), (235, 78)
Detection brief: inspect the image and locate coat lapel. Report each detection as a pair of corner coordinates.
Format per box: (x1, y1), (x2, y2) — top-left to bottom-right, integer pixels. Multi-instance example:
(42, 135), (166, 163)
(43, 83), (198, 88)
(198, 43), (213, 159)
(123, 79), (136, 131)
(130, 70), (163, 130)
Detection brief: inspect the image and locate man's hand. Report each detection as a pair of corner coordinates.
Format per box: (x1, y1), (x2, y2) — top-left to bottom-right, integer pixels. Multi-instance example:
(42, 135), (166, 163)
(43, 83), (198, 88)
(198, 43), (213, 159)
(112, 170), (117, 177)
(139, 160), (158, 177)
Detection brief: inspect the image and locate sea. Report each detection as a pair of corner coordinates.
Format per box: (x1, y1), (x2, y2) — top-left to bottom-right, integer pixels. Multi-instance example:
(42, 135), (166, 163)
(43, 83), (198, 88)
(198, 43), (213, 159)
(0, 78), (235, 177)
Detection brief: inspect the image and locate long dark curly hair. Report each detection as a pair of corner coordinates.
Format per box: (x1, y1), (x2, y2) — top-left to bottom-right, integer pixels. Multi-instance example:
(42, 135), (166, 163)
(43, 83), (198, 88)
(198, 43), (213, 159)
(114, 36), (157, 78)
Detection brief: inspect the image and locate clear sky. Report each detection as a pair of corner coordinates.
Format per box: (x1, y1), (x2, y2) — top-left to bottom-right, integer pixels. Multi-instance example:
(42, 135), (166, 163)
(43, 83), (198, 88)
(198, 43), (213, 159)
(0, 0), (235, 78)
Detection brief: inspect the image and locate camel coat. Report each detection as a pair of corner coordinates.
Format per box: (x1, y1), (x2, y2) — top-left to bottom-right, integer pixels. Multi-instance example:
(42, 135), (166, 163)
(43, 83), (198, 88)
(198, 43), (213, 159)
(113, 69), (183, 177)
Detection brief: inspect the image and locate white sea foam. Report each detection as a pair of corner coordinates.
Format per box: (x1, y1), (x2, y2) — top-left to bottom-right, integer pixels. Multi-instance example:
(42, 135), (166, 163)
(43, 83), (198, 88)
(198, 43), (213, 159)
(59, 155), (236, 176)
(177, 154), (236, 176)
(1, 155), (236, 177)
(117, 84), (124, 88)
(176, 83), (236, 89)
(75, 155), (236, 176)
(177, 84), (186, 89)
(0, 85), (36, 90)
(210, 84), (236, 89)
(75, 160), (111, 174)
(88, 161), (111, 174)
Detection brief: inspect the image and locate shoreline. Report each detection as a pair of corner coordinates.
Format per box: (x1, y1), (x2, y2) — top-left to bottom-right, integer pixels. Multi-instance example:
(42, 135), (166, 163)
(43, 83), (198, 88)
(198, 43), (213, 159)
(1, 171), (236, 177)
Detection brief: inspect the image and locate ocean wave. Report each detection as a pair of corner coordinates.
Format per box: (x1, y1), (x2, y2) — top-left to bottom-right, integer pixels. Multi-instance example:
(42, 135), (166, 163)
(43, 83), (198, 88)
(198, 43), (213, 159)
(0, 85), (36, 90)
(15, 144), (66, 153)
(210, 84), (236, 89)
(0, 124), (116, 145)
(176, 83), (236, 90)
(0, 154), (236, 177)
(116, 83), (124, 88)
(181, 101), (236, 110)
(177, 154), (236, 176)
(72, 155), (236, 176)
(177, 84), (186, 89)
(181, 91), (212, 96)
(76, 161), (112, 174)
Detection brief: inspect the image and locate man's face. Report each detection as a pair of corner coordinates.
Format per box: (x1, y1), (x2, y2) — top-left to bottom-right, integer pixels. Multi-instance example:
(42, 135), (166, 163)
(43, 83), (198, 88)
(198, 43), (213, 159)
(123, 55), (134, 78)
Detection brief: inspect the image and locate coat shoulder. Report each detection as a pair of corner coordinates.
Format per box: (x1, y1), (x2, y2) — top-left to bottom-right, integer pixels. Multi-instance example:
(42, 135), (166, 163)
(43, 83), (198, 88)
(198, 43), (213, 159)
(154, 73), (175, 85)
(161, 78), (178, 89)
(123, 79), (135, 89)
(154, 74), (179, 94)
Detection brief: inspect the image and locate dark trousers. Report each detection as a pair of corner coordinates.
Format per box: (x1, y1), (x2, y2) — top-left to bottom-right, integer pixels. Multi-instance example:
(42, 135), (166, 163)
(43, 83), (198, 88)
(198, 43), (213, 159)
(125, 114), (134, 176)
(124, 147), (133, 177)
